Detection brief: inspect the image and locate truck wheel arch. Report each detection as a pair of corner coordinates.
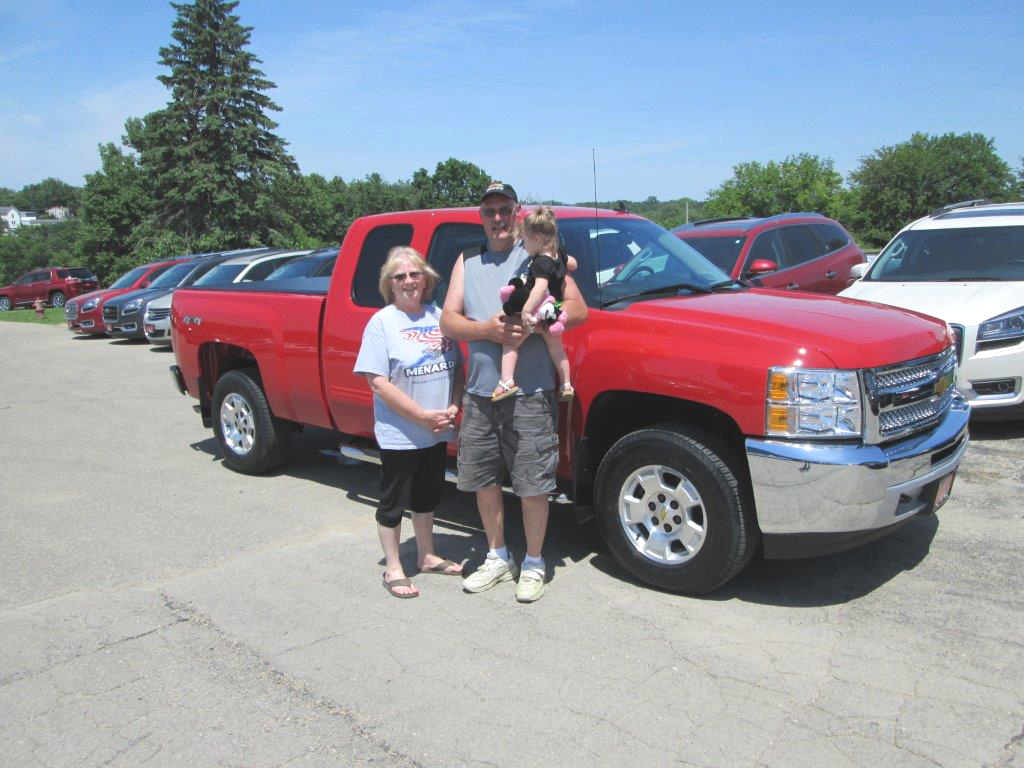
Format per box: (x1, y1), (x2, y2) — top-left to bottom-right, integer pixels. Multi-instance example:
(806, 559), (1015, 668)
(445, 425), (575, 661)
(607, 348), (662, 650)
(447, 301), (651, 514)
(199, 342), (261, 399)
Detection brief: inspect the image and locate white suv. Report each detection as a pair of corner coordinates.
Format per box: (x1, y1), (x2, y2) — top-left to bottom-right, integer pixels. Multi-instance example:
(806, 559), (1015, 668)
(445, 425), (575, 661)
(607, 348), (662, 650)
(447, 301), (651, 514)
(841, 200), (1024, 419)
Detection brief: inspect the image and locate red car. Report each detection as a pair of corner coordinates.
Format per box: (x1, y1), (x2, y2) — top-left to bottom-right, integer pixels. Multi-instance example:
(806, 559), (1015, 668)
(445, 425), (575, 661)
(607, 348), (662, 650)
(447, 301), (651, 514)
(672, 213), (864, 294)
(65, 259), (187, 335)
(0, 267), (98, 311)
(169, 206), (967, 594)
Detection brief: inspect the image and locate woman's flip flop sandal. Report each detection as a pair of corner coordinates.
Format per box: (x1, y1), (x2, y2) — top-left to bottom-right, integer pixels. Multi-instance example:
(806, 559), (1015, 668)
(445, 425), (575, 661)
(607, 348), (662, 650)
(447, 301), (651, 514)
(419, 559), (463, 576)
(382, 574), (419, 598)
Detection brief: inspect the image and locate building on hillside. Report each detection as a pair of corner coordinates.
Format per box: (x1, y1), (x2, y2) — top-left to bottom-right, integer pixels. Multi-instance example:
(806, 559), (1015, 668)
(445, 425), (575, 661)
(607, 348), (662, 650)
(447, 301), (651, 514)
(45, 206), (71, 220)
(0, 207), (38, 231)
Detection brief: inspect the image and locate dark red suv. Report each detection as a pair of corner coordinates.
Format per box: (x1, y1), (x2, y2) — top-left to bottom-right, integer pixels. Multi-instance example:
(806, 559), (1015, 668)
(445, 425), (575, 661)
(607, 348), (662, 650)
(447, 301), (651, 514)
(0, 267), (99, 311)
(672, 213), (864, 294)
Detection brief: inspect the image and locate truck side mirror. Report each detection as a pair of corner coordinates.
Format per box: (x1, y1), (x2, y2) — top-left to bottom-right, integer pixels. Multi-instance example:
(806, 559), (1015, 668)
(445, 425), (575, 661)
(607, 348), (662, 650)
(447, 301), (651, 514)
(849, 263), (868, 280)
(746, 259), (778, 277)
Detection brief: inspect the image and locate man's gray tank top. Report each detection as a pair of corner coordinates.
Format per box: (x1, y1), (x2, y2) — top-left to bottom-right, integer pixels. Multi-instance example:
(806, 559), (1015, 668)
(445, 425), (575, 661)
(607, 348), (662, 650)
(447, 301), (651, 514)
(462, 241), (556, 397)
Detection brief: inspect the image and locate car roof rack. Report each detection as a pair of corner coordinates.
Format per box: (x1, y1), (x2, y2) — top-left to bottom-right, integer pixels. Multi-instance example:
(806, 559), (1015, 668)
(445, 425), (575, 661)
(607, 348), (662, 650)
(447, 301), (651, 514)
(689, 216), (757, 227)
(931, 199), (992, 216)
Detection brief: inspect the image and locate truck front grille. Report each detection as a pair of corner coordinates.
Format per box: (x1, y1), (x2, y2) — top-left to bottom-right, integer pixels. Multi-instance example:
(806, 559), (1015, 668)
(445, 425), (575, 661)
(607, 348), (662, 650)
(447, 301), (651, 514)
(102, 305), (118, 321)
(65, 304), (78, 320)
(146, 308), (171, 321)
(864, 347), (956, 442)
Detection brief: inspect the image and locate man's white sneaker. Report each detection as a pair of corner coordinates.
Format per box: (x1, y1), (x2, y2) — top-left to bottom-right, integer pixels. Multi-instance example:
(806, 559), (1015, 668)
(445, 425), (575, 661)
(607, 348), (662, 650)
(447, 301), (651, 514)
(515, 569), (545, 603)
(463, 556), (518, 593)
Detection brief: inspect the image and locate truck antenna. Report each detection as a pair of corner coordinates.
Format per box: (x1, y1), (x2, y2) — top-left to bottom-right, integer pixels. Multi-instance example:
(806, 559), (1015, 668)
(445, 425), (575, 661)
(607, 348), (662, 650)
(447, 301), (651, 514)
(593, 147), (603, 307)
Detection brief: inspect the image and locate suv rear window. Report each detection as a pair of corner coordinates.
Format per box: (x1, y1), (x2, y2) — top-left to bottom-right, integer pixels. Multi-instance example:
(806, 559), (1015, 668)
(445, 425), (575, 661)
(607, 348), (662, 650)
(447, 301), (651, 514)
(57, 268), (96, 279)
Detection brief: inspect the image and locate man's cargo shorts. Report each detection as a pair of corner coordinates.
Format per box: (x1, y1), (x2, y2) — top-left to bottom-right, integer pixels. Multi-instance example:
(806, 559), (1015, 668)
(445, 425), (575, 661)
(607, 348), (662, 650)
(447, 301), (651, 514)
(456, 391), (559, 497)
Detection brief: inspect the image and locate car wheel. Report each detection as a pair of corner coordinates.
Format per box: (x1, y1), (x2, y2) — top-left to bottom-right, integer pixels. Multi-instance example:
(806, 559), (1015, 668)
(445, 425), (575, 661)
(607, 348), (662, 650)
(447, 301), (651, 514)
(50, 291), (66, 308)
(0, 296), (11, 312)
(594, 424), (759, 594)
(211, 369), (292, 474)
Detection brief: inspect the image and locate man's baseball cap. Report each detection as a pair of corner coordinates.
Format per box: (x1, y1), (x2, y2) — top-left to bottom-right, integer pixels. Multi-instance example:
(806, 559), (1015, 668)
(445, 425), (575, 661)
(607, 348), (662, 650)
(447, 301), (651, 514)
(479, 180), (518, 204)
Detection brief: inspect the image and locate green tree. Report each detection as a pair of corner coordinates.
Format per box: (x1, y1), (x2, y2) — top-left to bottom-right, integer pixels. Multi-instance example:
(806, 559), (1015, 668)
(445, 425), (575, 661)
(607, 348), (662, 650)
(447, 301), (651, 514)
(704, 154), (843, 220)
(411, 158), (490, 208)
(0, 186), (17, 205)
(126, 0), (296, 246)
(12, 178), (82, 213)
(0, 221), (81, 285)
(1016, 157), (1024, 198)
(76, 143), (152, 283)
(848, 132), (1015, 245)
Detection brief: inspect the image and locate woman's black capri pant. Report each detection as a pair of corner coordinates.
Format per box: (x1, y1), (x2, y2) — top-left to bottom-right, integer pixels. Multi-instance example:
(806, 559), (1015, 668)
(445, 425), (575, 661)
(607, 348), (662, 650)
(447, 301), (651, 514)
(376, 442), (447, 528)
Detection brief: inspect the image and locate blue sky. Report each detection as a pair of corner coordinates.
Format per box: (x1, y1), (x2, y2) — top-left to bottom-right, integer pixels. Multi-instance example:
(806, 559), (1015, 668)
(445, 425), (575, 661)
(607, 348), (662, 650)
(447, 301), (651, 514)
(1, 0), (1021, 203)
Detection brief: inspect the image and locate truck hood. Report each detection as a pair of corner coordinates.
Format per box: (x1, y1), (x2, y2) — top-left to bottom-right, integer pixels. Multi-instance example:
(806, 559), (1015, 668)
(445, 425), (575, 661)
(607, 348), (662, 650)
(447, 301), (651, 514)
(67, 287), (111, 305)
(840, 280), (1024, 327)
(622, 289), (948, 369)
(104, 287), (160, 308)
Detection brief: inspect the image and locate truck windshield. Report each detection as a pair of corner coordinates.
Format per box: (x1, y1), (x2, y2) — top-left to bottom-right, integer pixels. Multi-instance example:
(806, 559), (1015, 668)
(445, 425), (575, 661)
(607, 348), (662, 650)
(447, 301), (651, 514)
(866, 225), (1024, 282)
(675, 235), (747, 273)
(109, 266), (150, 290)
(561, 218), (731, 307)
(194, 264), (246, 286)
(149, 262), (195, 289)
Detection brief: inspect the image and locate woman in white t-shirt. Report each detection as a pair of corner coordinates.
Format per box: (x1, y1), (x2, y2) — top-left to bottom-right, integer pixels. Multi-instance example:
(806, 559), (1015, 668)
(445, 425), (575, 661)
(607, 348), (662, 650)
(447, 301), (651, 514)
(354, 246), (464, 598)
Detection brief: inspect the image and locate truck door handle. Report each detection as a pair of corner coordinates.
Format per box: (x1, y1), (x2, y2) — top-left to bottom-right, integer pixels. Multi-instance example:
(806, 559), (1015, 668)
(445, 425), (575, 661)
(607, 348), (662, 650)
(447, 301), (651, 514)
(786, 283), (800, 290)
(825, 270), (838, 279)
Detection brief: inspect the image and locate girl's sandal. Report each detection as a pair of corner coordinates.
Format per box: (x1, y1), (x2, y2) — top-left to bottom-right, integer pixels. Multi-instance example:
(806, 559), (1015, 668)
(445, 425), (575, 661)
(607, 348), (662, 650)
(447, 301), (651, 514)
(492, 379), (520, 402)
(559, 384), (575, 402)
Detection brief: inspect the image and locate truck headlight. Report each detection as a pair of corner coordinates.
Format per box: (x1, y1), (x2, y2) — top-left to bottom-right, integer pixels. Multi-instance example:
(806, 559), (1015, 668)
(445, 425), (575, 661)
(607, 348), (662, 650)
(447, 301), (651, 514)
(124, 299), (142, 312)
(82, 298), (98, 312)
(978, 306), (1024, 344)
(766, 367), (862, 438)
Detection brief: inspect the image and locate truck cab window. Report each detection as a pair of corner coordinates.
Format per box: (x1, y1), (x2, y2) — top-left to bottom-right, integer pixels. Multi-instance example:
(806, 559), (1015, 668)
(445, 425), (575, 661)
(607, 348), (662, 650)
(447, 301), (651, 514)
(426, 223), (486, 306)
(352, 224), (414, 307)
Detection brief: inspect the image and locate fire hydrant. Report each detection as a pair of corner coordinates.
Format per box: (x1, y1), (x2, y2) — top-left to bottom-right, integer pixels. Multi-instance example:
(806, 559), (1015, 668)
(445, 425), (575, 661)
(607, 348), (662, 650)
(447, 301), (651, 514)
(34, 298), (46, 317)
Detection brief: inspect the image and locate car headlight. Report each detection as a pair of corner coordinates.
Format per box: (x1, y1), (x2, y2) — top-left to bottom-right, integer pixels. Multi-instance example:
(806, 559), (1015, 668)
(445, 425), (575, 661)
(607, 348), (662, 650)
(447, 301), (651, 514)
(124, 299), (142, 312)
(978, 306), (1024, 344)
(82, 299), (98, 311)
(766, 367), (862, 438)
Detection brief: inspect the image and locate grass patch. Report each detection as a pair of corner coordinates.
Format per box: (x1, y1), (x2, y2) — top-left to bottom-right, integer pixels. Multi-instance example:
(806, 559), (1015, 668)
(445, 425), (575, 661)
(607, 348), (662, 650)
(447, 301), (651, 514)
(0, 307), (68, 325)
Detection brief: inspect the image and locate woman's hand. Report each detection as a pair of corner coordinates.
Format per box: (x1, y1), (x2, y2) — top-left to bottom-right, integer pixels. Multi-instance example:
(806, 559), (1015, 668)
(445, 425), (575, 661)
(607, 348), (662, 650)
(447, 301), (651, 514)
(418, 409), (453, 433)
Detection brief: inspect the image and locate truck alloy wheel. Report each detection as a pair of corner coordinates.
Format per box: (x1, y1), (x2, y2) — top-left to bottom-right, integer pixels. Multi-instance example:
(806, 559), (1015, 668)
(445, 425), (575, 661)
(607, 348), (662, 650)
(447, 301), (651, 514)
(594, 425), (758, 594)
(211, 369), (292, 474)
(50, 291), (66, 308)
(0, 297), (11, 312)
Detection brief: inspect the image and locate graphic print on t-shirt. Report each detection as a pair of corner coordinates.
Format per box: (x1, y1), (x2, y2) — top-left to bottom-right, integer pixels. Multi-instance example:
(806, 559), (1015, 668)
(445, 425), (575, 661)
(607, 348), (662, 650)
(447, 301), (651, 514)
(401, 324), (456, 379)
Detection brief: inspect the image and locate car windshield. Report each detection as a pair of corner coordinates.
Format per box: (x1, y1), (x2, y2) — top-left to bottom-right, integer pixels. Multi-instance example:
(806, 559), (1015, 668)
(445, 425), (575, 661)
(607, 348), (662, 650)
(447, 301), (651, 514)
(675, 235), (747, 273)
(867, 225), (1024, 282)
(266, 258), (317, 280)
(148, 262), (195, 289)
(194, 264), (246, 286)
(560, 218), (731, 307)
(109, 266), (150, 289)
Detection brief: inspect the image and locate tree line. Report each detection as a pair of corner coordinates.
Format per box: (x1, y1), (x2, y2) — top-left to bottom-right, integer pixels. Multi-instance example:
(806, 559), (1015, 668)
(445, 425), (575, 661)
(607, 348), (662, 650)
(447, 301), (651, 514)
(2, 0), (1022, 286)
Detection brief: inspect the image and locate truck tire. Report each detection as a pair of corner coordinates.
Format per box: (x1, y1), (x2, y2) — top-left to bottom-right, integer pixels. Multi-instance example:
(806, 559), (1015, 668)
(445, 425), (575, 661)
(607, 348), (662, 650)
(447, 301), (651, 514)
(49, 291), (66, 308)
(594, 424), (758, 594)
(211, 369), (292, 474)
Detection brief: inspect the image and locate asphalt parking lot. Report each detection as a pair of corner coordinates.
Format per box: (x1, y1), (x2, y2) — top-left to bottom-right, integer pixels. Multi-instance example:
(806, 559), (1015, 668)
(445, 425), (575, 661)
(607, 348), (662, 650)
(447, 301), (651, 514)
(1, 321), (1023, 768)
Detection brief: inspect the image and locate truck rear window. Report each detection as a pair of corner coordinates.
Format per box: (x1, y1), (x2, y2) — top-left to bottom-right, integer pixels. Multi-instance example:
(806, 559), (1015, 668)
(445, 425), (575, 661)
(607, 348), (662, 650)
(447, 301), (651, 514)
(352, 224), (414, 307)
(57, 268), (97, 280)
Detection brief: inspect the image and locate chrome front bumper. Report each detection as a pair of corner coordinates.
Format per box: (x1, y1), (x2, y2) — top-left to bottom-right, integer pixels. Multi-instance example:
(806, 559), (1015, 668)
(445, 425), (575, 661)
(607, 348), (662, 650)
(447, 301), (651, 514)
(746, 395), (969, 539)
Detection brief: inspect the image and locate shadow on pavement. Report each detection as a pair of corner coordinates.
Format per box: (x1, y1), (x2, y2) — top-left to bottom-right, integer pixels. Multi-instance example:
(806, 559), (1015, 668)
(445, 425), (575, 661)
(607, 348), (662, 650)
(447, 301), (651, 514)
(589, 513), (938, 607)
(969, 418), (1024, 442)
(70, 333), (108, 341)
(191, 425), (938, 604)
(149, 345), (174, 353)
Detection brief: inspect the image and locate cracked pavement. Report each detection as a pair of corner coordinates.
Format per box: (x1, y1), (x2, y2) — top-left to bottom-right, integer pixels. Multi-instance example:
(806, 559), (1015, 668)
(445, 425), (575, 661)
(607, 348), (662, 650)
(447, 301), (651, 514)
(1, 322), (1022, 767)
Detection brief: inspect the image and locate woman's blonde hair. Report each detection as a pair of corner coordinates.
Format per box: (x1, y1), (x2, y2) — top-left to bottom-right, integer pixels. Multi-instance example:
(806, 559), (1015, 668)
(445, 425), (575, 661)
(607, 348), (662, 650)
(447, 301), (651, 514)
(378, 245), (441, 304)
(521, 206), (559, 255)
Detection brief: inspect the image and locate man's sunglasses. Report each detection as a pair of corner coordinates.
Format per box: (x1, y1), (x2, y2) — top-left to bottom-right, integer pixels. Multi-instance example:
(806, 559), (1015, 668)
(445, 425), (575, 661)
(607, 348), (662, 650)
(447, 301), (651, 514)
(390, 270), (424, 282)
(480, 205), (514, 218)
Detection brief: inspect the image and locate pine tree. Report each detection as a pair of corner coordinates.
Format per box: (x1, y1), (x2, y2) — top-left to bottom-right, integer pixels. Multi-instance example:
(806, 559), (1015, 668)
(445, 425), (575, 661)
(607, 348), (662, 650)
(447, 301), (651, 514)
(127, 0), (296, 246)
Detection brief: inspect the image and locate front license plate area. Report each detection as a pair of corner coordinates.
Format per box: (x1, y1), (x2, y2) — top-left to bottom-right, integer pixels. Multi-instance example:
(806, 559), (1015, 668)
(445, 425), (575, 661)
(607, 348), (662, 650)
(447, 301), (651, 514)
(932, 472), (955, 512)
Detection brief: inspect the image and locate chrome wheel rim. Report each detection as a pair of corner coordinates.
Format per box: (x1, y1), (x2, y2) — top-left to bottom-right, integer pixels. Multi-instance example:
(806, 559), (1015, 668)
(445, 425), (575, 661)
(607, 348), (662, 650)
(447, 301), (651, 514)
(0, 298), (10, 311)
(220, 393), (256, 455)
(618, 465), (706, 564)
(51, 294), (65, 307)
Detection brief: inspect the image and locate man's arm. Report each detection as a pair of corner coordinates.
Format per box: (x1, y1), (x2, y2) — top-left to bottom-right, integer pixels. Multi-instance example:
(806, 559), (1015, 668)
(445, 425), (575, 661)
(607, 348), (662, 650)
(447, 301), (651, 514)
(560, 274), (588, 331)
(440, 253), (527, 346)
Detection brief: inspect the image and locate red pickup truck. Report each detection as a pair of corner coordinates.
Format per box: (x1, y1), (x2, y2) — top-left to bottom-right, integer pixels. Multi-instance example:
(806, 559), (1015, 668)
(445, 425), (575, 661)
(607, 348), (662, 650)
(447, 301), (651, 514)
(169, 207), (968, 593)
